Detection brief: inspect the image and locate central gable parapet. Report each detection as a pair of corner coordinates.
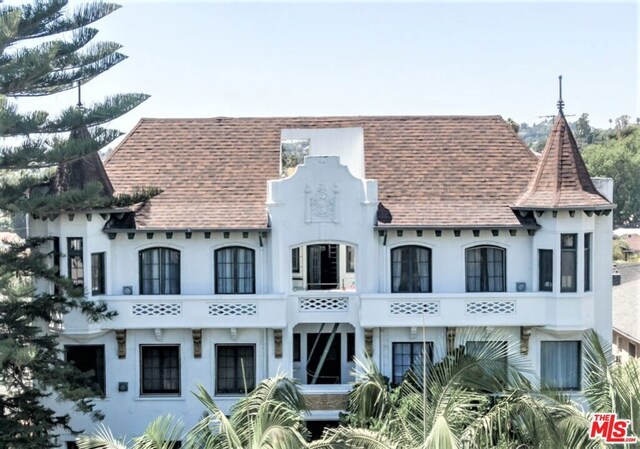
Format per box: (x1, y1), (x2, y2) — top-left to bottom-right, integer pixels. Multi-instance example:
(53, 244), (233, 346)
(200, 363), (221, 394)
(268, 156), (378, 232)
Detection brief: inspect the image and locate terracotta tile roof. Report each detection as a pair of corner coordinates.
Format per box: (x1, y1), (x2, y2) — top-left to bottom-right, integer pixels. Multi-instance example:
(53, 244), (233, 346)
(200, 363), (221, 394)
(105, 116), (539, 230)
(513, 114), (612, 210)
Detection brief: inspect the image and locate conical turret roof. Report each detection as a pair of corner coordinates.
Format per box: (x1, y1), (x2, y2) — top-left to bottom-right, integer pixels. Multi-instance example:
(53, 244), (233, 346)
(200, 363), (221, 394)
(513, 113), (612, 211)
(50, 125), (115, 196)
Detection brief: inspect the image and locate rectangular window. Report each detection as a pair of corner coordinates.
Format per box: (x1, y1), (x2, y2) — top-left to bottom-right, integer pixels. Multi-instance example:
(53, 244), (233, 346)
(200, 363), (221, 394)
(67, 237), (84, 288)
(584, 233), (592, 292)
(91, 252), (106, 295)
(560, 234), (577, 292)
(66, 345), (105, 396)
(52, 237), (61, 295)
(216, 345), (255, 394)
(392, 342), (433, 385)
(293, 333), (301, 362)
(291, 247), (300, 273)
(346, 246), (355, 273)
(541, 341), (581, 390)
(539, 249), (553, 292)
(630, 342), (637, 358)
(140, 345), (180, 395)
(347, 332), (355, 361)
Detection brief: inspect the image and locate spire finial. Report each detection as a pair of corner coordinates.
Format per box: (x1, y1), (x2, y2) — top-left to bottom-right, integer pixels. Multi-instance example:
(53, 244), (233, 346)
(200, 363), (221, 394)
(557, 75), (564, 114)
(76, 80), (84, 110)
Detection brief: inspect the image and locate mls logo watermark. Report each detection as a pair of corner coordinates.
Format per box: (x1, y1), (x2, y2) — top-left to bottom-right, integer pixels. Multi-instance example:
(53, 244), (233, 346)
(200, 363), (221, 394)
(589, 413), (638, 444)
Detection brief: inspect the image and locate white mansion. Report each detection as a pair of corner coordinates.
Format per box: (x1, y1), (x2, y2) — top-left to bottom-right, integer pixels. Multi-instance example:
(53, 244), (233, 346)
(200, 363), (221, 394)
(34, 112), (614, 444)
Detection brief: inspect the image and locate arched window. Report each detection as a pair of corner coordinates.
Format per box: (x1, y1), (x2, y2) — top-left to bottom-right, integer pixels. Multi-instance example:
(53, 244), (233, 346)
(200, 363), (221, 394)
(465, 246), (505, 292)
(391, 245), (432, 293)
(215, 247), (255, 294)
(139, 247), (180, 294)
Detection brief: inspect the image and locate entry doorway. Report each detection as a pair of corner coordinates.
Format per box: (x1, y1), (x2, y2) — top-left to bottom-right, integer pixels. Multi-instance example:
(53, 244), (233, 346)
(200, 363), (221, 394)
(292, 323), (356, 385)
(306, 333), (341, 384)
(307, 244), (338, 290)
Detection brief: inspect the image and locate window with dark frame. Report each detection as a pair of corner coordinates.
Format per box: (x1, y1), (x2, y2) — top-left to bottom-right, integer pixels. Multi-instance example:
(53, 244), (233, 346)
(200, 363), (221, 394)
(215, 247), (255, 294)
(346, 245), (355, 273)
(561, 234), (577, 292)
(347, 332), (355, 361)
(139, 248), (180, 294)
(539, 249), (553, 292)
(293, 333), (301, 362)
(291, 247), (300, 273)
(392, 342), (433, 385)
(584, 233), (592, 292)
(391, 245), (432, 293)
(630, 342), (637, 358)
(91, 252), (105, 295)
(541, 341), (581, 390)
(465, 246), (505, 292)
(216, 345), (255, 395)
(65, 345), (105, 396)
(140, 345), (180, 395)
(67, 237), (84, 288)
(52, 237), (61, 295)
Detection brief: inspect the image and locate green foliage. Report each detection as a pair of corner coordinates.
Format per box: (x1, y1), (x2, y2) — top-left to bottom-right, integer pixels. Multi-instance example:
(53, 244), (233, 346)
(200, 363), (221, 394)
(0, 2), (154, 448)
(582, 126), (640, 227)
(518, 113), (609, 153)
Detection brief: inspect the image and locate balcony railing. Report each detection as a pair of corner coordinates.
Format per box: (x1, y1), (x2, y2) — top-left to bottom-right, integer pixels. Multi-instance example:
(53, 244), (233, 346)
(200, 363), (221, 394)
(360, 292), (595, 329)
(58, 291), (594, 334)
(291, 291), (360, 324)
(60, 294), (287, 333)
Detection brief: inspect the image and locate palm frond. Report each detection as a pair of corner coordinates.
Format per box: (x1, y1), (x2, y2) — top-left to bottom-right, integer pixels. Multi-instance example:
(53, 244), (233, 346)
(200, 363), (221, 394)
(133, 414), (183, 449)
(310, 427), (398, 449)
(77, 424), (129, 449)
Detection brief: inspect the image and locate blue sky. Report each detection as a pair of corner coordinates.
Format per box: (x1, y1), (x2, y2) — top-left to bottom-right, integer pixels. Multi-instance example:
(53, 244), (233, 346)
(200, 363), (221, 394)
(13, 0), (639, 134)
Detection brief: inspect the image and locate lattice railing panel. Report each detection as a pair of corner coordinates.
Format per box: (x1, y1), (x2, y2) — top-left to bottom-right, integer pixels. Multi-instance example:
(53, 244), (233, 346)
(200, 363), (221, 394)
(466, 301), (515, 315)
(299, 297), (349, 311)
(132, 303), (181, 316)
(209, 303), (257, 316)
(390, 302), (439, 315)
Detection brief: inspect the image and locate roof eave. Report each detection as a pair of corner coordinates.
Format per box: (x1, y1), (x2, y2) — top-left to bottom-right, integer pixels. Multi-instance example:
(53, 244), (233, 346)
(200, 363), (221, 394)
(375, 223), (540, 230)
(102, 226), (271, 233)
(511, 204), (616, 212)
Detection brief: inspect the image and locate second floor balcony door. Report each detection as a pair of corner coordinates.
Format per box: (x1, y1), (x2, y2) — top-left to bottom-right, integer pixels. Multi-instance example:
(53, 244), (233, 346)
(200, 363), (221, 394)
(307, 244), (338, 290)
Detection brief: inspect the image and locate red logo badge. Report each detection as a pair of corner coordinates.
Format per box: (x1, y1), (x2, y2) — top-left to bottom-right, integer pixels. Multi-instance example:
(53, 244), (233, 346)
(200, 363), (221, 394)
(589, 413), (637, 444)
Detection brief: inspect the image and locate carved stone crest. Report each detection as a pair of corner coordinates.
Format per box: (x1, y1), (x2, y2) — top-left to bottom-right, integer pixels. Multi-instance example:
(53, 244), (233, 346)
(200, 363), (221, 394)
(306, 183), (338, 223)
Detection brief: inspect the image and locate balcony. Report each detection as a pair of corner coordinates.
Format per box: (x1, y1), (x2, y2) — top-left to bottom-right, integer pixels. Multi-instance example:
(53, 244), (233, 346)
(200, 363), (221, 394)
(360, 292), (595, 330)
(60, 294), (287, 333)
